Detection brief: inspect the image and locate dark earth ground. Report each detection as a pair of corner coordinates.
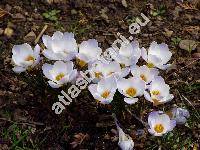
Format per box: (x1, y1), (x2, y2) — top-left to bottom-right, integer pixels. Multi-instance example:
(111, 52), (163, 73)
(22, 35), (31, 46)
(0, 0), (200, 149)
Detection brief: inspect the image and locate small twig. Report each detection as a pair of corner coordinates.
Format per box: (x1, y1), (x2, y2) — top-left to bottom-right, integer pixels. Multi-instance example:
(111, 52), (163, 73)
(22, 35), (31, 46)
(126, 109), (148, 127)
(166, 58), (200, 80)
(0, 118), (45, 126)
(34, 25), (48, 45)
(176, 89), (200, 120)
(0, 103), (7, 109)
(0, 8), (13, 17)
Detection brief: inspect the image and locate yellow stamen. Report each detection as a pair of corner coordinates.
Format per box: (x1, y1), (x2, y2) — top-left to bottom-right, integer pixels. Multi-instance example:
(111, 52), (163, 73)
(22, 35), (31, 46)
(140, 74), (147, 82)
(76, 59), (87, 67)
(95, 72), (102, 79)
(154, 124), (164, 133)
(126, 87), (137, 97)
(55, 73), (65, 81)
(151, 90), (160, 95)
(152, 99), (162, 106)
(108, 72), (114, 75)
(101, 91), (110, 99)
(25, 55), (34, 61)
(120, 63), (126, 68)
(147, 62), (154, 68)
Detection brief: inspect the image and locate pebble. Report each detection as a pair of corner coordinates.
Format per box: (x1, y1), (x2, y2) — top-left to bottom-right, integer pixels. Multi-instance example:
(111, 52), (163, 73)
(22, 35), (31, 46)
(0, 28), (4, 35)
(4, 27), (13, 37)
(24, 31), (36, 42)
(179, 40), (197, 52)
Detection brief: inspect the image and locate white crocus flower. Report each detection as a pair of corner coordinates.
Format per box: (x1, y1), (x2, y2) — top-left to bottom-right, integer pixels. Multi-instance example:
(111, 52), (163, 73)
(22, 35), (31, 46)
(89, 60), (130, 83)
(117, 77), (145, 104)
(141, 41), (172, 70)
(76, 39), (102, 67)
(144, 76), (174, 106)
(12, 43), (40, 73)
(117, 125), (134, 150)
(131, 65), (159, 84)
(42, 31), (78, 61)
(171, 107), (190, 125)
(88, 76), (117, 104)
(111, 40), (141, 67)
(42, 61), (77, 88)
(148, 111), (176, 136)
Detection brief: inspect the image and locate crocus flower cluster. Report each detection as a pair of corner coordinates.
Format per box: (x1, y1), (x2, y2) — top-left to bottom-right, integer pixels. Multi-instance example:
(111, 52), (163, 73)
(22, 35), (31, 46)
(11, 31), (189, 143)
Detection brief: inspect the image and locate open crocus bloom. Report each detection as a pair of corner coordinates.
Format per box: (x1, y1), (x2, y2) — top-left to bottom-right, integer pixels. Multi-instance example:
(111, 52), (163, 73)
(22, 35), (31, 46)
(88, 76), (117, 104)
(148, 111), (176, 136)
(42, 31), (78, 61)
(141, 41), (172, 70)
(12, 43), (40, 73)
(88, 60), (130, 83)
(42, 61), (77, 88)
(111, 40), (141, 67)
(76, 39), (102, 67)
(171, 107), (190, 125)
(117, 124), (134, 150)
(144, 76), (174, 106)
(131, 65), (159, 84)
(117, 77), (145, 104)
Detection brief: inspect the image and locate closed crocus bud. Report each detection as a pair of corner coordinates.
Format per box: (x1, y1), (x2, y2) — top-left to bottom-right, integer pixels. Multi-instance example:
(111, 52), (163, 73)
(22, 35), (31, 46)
(112, 40), (141, 67)
(144, 76), (174, 106)
(148, 111), (176, 136)
(42, 61), (77, 88)
(171, 107), (190, 125)
(141, 41), (172, 70)
(88, 76), (117, 104)
(12, 43), (40, 73)
(42, 31), (78, 61)
(117, 77), (145, 104)
(117, 125), (134, 150)
(76, 39), (102, 67)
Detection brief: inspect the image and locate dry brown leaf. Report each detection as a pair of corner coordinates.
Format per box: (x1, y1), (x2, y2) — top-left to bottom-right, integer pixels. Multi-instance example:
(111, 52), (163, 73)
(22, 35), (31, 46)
(177, 2), (198, 10)
(70, 133), (90, 148)
(122, 0), (128, 8)
(0, 8), (7, 18)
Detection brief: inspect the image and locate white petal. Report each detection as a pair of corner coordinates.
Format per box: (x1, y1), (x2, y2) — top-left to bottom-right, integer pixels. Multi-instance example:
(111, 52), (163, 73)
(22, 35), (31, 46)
(76, 53), (90, 63)
(119, 67), (130, 78)
(79, 39), (102, 61)
(42, 35), (52, 48)
(97, 76), (117, 93)
(117, 78), (130, 92)
(68, 69), (78, 82)
(148, 111), (161, 127)
(168, 120), (176, 131)
(43, 49), (63, 60)
(42, 63), (53, 80)
(117, 125), (134, 150)
(148, 54), (162, 66)
(88, 84), (98, 98)
(148, 41), (172, 65)
(148, 128), (156, 136)
(130, 65), (140, 78)
(48, 80), (62, 88)
(141, 47), (147, 61)
(144, 91), (152, 102)
(52, 31), (63, 40)
(124, 97), (138, 104)
(12, 66), (26, 73)
(12, 43), (33, 66)
(158, 64), (171, 70)
(63, 32), (78, 53)
(51, 61), (73, 77)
